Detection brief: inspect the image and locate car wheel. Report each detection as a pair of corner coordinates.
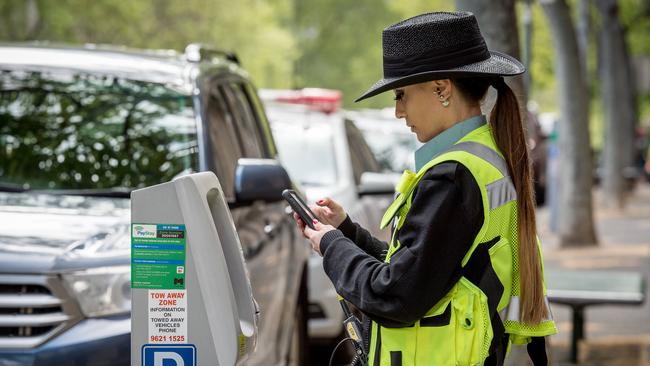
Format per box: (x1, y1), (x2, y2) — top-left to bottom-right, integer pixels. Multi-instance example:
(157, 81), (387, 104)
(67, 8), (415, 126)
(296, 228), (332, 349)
(288, 269), (309, 366)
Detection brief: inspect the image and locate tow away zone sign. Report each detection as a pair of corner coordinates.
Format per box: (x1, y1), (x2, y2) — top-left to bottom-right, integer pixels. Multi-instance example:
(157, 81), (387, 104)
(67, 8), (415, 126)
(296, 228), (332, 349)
(148, 290), (187, 344)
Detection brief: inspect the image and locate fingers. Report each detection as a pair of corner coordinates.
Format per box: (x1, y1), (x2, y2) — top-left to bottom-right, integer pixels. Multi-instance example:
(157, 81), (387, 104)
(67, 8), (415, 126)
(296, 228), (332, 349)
(293, 212), (302, 226)
(316, 197), (339, 215)
(310, 205), (330, 220)
(309, 205), (323, 215)
(303, 219), (320, 237)
(316, 197), (333, 208)
(317, 197), (343, 214)
(303, 223), (315, 238)
(292, 212), (307, 236)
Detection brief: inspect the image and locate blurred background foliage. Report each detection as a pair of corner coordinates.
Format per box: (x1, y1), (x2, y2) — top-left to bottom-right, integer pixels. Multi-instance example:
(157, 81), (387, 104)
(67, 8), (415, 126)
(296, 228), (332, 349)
(0, 0), (648, 126)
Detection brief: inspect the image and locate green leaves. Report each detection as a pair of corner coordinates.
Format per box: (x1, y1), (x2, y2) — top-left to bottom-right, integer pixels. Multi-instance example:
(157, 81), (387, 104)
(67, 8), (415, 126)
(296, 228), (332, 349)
(0, 0), (645, 111)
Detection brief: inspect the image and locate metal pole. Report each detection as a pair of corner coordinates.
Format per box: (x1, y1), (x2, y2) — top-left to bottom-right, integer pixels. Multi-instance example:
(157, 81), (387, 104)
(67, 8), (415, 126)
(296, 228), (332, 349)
(570, 305), (585, 363)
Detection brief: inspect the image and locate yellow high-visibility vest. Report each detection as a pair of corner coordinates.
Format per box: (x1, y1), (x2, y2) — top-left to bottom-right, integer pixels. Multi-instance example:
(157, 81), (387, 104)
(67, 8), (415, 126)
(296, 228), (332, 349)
(369, 124), (557, 366)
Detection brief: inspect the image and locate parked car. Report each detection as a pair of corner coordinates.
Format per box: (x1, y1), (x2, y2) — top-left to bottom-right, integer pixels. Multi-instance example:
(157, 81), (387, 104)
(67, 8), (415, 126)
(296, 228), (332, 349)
(0, 44), (309, 366)
(345, 108), (419, 173)
(260, 89), (397, 343)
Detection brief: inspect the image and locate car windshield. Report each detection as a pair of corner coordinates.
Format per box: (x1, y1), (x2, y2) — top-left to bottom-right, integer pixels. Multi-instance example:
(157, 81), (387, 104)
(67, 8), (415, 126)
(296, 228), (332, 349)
(0, 69), (198, 194)
(271, 122), (337, 187)
(360, 129), (416, 172)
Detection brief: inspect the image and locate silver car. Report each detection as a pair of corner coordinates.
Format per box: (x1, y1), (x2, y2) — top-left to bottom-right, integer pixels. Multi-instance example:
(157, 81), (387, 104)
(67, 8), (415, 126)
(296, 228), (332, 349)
(0, 44), (310, 366)
(261, 90), (398, 342)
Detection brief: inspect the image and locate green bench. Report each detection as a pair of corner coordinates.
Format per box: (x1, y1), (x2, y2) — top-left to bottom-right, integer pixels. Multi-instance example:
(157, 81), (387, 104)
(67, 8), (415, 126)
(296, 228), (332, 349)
(545, 269), (646, 363)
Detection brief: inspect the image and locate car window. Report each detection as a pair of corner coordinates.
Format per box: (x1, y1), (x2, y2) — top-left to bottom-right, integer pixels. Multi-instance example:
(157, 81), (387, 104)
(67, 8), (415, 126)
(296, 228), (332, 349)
(243, 83), (277, 157)
(205, 84), (243, 200)
(0, 70), (198, 191)
(359, 128), (416, 172)
(271, 120), (338, 187)
(345, 119), (382, 185)
(221, 83), (265, 159)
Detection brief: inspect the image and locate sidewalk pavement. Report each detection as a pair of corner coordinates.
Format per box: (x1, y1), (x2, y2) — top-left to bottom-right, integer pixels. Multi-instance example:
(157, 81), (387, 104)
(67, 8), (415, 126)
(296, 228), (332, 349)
(509, 183), (650, 365)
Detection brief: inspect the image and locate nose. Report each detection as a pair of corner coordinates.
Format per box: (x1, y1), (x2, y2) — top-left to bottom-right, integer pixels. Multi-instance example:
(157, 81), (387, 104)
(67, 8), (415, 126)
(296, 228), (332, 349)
(395, 102), (405, 119)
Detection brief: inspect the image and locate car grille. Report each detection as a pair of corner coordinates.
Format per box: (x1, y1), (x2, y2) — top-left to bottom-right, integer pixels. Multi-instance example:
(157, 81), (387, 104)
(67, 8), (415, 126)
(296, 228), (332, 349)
(0, 274), (81, 348)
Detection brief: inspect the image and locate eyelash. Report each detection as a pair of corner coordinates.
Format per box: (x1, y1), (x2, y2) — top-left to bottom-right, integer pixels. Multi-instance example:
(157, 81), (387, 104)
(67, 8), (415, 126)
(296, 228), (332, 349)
(394, 93), (403, 101)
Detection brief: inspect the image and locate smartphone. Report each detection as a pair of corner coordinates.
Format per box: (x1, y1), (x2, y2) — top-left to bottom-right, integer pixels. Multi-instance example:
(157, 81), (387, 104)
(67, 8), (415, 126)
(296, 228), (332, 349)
(282, 189), (317, 230)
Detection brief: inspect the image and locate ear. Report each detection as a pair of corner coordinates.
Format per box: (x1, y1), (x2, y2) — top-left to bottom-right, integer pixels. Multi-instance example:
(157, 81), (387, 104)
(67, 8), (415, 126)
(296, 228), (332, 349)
(432, 79), (452, 97)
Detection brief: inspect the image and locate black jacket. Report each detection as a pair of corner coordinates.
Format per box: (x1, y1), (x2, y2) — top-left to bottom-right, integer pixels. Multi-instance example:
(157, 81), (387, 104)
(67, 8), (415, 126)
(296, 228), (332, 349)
(319, 161), (484, 327)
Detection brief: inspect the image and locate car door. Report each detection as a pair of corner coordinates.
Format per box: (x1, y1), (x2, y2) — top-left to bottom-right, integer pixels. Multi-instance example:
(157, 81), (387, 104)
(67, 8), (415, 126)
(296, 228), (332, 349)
(202, 77), (299, 364)
(239, 83), (308, 363)
(344, 120), (392, 242)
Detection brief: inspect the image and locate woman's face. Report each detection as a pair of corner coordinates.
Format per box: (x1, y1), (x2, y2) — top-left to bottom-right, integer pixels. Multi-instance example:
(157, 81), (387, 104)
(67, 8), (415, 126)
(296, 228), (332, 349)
(393, 81), (449, 143)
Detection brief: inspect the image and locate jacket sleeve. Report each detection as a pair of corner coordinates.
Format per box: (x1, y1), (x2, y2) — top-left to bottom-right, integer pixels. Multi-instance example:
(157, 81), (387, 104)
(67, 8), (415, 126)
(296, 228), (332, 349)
(319, 162), (484, 327)
(337, 216), (389, 261)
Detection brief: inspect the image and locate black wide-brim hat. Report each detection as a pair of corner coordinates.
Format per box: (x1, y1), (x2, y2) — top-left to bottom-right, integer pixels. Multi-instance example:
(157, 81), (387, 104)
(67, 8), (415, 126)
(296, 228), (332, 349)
(355, 11), (525, 102)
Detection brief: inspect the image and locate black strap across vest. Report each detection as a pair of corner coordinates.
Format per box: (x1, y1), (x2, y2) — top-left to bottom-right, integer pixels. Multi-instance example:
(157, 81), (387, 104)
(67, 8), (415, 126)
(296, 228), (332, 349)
(463, 236), (548, 366)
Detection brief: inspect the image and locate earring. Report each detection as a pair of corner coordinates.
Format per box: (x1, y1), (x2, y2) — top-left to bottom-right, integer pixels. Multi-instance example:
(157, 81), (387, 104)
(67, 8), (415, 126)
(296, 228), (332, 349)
(436, 91), (450, 107)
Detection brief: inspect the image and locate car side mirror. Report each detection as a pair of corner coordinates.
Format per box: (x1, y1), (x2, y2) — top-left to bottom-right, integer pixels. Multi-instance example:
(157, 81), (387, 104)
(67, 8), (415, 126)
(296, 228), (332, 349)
(235, 158), (292, 204)
(357, 172), (399, 197)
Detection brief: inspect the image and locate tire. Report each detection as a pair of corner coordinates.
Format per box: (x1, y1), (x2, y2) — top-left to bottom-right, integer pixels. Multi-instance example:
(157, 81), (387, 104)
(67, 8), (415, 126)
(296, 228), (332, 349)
(288, 268), (309, 366)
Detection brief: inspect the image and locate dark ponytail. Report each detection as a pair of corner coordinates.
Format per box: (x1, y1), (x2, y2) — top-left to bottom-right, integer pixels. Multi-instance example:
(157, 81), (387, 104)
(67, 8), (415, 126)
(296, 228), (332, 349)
(490, 78), (547, 324)
(454, 77), (548, 324)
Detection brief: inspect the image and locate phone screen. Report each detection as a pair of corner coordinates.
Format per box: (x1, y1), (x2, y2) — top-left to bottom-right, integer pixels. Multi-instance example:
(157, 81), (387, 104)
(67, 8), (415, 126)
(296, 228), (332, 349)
(282, 189), (317, 229)
(294, 194), (314, 220)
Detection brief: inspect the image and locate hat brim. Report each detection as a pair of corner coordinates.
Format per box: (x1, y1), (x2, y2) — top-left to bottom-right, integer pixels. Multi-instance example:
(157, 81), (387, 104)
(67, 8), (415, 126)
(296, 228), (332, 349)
(354, 51), (525, 102)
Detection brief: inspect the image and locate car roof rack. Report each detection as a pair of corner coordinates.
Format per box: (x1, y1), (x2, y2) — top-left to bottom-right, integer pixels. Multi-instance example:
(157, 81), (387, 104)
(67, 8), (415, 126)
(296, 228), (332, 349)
(184, 43), (239, 65)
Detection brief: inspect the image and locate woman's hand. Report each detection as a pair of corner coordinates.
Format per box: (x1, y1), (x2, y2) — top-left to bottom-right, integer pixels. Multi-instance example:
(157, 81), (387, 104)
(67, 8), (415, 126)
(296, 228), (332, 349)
(292, 214), (335, 256)
(310, 197), (347, 228)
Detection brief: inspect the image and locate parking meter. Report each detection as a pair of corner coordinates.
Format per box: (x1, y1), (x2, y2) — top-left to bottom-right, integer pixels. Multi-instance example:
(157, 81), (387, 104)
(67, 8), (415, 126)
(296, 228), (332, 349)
(131, 172), (257, 366)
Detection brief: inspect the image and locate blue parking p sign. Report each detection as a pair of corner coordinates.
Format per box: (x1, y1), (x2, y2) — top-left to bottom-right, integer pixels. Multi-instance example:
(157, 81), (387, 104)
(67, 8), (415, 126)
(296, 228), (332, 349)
(142, 344), (196, 366)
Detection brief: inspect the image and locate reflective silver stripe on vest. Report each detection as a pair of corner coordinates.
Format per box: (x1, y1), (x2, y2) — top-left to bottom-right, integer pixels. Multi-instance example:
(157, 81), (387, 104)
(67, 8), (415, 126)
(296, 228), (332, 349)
(486, 177), (517, 210)
(445, 141), (516, 210)
(500, 296), (553, 322)
(446, 141), (510, 177)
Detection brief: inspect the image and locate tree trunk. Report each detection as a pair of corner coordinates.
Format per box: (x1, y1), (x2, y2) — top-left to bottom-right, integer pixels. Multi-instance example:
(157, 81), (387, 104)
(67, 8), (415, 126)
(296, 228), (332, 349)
(577, 0), (591, 88)
(455, 0), (527, 110)
(541, 0), (598, 247)
(522, 0), (534, 95)
(620, 21), (639, 177)
(597, 0), (636, 208)
(25, 0), (40, 39)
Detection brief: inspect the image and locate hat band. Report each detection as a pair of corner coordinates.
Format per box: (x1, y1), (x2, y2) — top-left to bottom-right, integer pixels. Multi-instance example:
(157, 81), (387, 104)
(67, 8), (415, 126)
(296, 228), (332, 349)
(383, 41), (490, 78)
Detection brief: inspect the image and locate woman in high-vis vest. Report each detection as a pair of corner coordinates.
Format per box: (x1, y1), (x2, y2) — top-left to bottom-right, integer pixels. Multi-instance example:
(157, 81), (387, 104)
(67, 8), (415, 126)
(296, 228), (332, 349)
(293, 12), (556, 366)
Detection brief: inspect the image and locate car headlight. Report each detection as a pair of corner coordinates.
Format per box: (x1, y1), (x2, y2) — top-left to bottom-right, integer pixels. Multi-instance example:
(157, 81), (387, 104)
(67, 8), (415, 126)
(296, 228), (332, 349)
(62, 265), (131, 317)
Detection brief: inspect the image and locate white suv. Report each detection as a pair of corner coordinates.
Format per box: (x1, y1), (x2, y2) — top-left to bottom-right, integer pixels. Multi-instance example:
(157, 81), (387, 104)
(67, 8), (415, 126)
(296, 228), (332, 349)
(261, 89), (398, 341)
